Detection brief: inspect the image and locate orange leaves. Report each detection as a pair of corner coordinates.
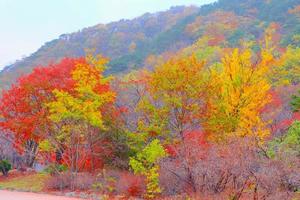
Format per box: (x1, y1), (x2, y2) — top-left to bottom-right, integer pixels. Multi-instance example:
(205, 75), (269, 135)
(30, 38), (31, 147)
(149, 54), (205, 95)
(136, 54), (208, 139)
(131, 44), (277, 144)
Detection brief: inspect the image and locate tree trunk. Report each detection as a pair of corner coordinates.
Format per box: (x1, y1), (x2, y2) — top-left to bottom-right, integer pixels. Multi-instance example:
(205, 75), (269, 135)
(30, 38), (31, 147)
(24, 140), (38, 168)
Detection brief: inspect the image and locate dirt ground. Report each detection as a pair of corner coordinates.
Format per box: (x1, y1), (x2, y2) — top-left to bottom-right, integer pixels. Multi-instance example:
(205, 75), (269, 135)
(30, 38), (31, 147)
(0, 190), (82, 200)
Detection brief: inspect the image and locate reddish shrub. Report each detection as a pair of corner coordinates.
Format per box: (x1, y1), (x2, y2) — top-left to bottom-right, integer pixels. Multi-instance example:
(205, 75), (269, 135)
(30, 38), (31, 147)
(115, 172), (145, 197)
(45, 172), (95, 191)
(160, 137), (299, 199)
(45, 173), (71, 190)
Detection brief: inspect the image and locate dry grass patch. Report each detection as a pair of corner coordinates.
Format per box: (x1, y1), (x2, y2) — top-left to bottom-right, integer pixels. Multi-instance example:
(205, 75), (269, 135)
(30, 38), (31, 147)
(0, 173), (49, 192)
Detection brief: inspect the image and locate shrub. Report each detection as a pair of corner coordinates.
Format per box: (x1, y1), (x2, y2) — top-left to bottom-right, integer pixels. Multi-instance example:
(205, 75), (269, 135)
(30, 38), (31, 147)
(45, 172), (95, 191)
(44, 164), (68, 175)
(45, 173), (71, 190)
(160, 137), (300, 199)
(0, 159), (12, 176)
(115, 172), (145, 197)
(92, 170), (117, 194)
(73, 173), (95, 190)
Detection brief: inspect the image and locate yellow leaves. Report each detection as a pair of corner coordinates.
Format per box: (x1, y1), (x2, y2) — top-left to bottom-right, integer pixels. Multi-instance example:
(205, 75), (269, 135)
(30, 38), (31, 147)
(270, 46), (300, 85)
(47, 54), (115, 130)
(134, 54), (210, 141)
(39, 139), (54, 152)
(72, 54), (113, 96)
(149, 54), (205, 96)
(263, 23), (280, 52)
(48, 89), (105, 128)
(47, 89), (73, 121)
(205, 48), (272, 142)
(221, 49), (251, 83)
(131, 35), (282, 145)
(86, 53), (109, 71)
(137, 48), (274, 143)
(136, 97), (170, 138)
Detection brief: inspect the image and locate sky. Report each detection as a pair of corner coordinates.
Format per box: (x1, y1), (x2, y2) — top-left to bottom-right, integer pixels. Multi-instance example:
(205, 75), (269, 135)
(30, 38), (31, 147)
(0, 0), (216, 70)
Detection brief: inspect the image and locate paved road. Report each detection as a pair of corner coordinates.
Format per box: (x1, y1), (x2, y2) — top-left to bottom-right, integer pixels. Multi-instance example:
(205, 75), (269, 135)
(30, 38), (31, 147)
(0, 190), (82, 200)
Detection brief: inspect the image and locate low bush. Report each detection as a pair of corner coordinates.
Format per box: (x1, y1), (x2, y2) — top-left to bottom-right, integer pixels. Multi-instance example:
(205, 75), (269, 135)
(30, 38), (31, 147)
(44, 164), (68, 175)
(73, 173), (95, 190)
(45, 173), (71, 190)
(45, 172), (95, 191)
(0, 159), (12, 176)
(115, 172), (145, 197)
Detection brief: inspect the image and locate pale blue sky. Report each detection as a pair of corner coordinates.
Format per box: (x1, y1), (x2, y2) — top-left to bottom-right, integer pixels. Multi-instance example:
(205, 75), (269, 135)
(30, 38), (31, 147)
(0, 0), (216, 69)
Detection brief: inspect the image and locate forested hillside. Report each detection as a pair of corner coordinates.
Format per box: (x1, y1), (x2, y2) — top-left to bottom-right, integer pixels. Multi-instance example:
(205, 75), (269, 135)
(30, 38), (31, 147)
(0, 0), (300, 199)
(0, 0), (299, 90)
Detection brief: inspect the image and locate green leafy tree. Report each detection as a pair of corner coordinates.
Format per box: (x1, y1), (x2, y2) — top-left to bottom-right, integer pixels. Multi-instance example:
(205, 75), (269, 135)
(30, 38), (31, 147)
(129, 139), (167, 199)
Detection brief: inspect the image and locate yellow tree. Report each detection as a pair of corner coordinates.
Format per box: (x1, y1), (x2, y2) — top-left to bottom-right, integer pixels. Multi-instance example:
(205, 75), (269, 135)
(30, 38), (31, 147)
(136, 54), (209, 140)
(129, 55), (210, 194)
(46, 54), (115, 175)
(204, 48), (273, 141)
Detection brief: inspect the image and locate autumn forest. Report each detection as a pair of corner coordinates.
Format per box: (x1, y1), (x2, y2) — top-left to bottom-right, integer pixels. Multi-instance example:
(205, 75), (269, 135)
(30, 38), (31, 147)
(0, 0), (300, 199)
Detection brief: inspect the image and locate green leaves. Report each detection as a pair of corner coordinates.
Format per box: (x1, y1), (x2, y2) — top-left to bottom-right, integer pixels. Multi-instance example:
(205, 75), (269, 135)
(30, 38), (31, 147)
(271, 46), (300, 86)
(268, 121), (300, 158)
(39, 139), (54, 152)
(47, 55), (115, 130)
(129, 139), (167, 198)
(48, 89), (106, 129)
(291, 91), (300, 113)
(0, 160), (12, 176)
(129, 139), (166, 173)
(282, 121), (300, 155)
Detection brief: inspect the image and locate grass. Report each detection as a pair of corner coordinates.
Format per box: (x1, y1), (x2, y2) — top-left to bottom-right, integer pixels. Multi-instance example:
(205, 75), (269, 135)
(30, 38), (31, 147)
(0, 173), (49, 192)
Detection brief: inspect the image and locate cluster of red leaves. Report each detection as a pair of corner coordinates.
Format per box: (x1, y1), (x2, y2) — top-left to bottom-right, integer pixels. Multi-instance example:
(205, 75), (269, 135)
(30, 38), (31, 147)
(264, 88), (300, 133)
(0, 58), (118, 172)
(0, 58), (84, 147)
(165, 130), (209, 159)
(116, 172), (145, 197)
(277, 112), (300, 130)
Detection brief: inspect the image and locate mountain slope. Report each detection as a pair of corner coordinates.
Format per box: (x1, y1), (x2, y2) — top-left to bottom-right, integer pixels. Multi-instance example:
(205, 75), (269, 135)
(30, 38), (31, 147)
(0, 0), (299, 90)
